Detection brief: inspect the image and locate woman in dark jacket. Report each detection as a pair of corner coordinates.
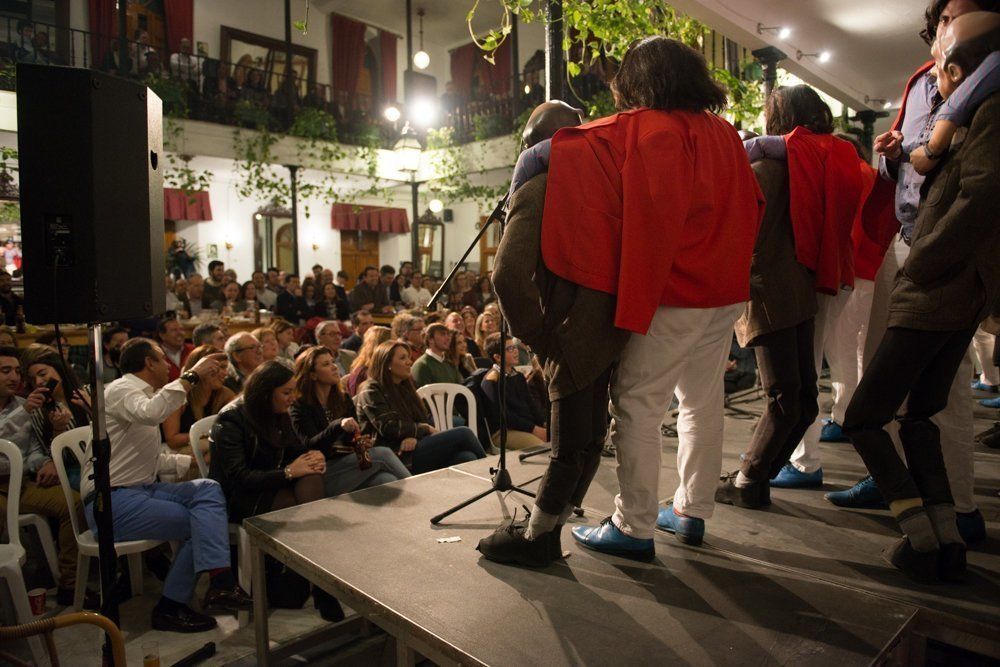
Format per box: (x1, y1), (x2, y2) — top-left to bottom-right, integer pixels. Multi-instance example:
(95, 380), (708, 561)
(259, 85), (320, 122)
(354, 341), (486, 473)
(208, 361), (343, 621)
(289, 346), (410, 496)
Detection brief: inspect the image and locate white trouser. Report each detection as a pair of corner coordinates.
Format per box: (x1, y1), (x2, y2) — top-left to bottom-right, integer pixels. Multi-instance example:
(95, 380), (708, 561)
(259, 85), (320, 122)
(790, 279), (875, 472)
(610, 303), (743, 537)
(970, 326), (999, 386)
(864, 235), (977, 513)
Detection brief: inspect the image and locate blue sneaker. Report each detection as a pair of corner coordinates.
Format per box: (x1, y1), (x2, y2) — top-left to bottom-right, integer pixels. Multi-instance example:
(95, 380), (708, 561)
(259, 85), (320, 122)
(971, 380), (999, 393)
(655, 503), (704, 546)
(819, 419), (849, 443)
(979, 396), (1000, 408)
(957, 509), (987, 546)
(770, 463), (823, 488)
(571, 517), (655, 562)
(824, 475), (888, 509)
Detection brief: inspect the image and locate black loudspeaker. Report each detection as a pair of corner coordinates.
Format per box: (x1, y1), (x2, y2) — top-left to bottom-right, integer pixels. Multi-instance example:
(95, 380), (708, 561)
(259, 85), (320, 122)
(16, 63), (164, 323)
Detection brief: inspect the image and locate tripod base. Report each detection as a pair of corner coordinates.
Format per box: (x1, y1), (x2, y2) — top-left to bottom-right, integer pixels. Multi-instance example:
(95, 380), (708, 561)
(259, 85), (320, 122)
(430, 468), (541, 525)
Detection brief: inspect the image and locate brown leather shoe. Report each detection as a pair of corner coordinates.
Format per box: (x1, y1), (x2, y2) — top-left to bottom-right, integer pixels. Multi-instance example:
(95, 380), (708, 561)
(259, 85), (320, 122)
(203, 584), (252, 612)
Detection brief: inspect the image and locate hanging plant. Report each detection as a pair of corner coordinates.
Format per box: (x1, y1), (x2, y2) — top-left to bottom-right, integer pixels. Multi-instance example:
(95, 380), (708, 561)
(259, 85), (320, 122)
(294, 0), (311, 34)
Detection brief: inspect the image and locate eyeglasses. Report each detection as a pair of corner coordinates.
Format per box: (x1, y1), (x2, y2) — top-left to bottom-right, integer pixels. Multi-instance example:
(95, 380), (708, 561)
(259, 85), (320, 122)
(235, 344), (262, 353)
(504, 345), (518, 352)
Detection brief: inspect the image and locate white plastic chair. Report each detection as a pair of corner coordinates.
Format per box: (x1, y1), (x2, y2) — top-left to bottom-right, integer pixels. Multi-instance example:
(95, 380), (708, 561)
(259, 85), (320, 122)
(16, 513), (60, 585)
(417, 383), (478, 437)
(188, 415), (217, 478)
(0, 439), (48, 664)
(51, 427), (164, 611)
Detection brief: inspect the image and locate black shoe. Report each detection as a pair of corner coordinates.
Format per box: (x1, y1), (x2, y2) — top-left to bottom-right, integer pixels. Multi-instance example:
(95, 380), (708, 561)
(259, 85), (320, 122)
(974, 421), (1000, 445)
(715, 472), (768, 509)
(477, 518), (556, 568)
(202, 584), (253, 612)
(313, 587), (345, 623)
(57, 587), (99, 610)
(882, 537), (939, 584)
(151, 603), (218, 633)
(938, 542), (967, 583)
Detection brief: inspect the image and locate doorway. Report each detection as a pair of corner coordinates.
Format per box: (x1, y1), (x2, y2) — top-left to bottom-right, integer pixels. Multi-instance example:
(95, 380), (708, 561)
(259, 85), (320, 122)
(253, 207), (297, 274)
(340, 230), (380, 284)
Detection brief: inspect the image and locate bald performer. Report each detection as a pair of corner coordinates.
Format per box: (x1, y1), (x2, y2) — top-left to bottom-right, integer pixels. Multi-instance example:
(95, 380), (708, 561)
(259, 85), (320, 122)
(477, 101), (631, 568)
(507, 100), (585, 196)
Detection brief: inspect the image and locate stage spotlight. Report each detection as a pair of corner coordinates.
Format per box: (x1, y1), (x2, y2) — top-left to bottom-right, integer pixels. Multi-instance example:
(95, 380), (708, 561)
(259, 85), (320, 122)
(384, 105), (401, 122)
(429, 199), (444, 213)
(411, 98), (438, 127)
(413, 50), (430, 70)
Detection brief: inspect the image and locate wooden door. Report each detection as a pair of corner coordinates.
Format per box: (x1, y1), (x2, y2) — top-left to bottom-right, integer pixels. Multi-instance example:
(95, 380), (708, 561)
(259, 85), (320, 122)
(340, 231), (380, 283)
(479, 216), (499, 273)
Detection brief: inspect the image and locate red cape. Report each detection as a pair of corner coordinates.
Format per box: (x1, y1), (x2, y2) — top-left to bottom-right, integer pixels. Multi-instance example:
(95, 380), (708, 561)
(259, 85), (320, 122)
(861, 61), (935, 252)
(852, 162), (884, 282)
(541, 109), (764, 334)
(784, 127), (864, 294)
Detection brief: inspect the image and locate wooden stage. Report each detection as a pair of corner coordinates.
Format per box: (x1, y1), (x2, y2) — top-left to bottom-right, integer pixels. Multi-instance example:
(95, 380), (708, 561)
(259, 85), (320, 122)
(244, 411), (1000, 666)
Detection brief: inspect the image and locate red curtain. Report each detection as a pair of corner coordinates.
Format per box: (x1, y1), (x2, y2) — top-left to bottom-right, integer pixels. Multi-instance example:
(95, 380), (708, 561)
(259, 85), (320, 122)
(88, 0), (116, 67)
(478, 39), (511, 96)
(330, 204), (409, 233)
(449, 43), (478, 96)
(379, 30), (398, 104)
(163, 0), (194, 56)
(331, 14), (367, 94)
(163, 189), (213, 221)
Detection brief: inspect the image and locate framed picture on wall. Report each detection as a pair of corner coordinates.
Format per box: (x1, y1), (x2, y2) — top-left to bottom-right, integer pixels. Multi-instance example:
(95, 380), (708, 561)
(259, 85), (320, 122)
(206, 243), (219, 260)
(220, 26), (318, 99)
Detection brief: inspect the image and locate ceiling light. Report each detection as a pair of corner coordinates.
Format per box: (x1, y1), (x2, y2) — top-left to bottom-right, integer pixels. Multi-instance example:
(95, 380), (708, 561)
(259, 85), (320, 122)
(778, 27), (791, 40)
(818, 50), (831, 63)
(797, 49), (832, 63)
(757, 23), (792, 40)
(413, 8), (429, 70)
(429, 199), (443, 213)
(883, 100), (893, 110)
(384, 105), (401, 122)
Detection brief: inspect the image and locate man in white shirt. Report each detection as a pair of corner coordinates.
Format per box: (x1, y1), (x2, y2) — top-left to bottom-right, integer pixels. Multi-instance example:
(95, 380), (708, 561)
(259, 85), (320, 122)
(168, 38), (200, 84)
(81, 338), (250, 633)
(401, 272), (433, 309)
(253, 270), (276, 310)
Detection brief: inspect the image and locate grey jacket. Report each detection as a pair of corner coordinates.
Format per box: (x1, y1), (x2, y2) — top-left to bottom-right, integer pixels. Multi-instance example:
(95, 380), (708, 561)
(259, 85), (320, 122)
(492, 174), (629, 401)
(889, 92), (1000, 331)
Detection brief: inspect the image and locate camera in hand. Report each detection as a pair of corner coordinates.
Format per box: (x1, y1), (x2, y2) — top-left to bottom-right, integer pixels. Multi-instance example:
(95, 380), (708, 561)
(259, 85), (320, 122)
(43, 377), (60, 408)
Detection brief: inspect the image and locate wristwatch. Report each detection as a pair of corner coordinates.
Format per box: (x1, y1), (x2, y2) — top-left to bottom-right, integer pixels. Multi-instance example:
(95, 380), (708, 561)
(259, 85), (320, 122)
(923, 143), (943, 160)
(180, 370), (200, 386)
(284, 466), (293, 481)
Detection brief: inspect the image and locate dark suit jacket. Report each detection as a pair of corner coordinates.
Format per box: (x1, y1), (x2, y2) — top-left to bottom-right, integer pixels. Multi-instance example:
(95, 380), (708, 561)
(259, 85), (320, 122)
(889, 92), (1000, 331)
(492, 174), (629, 401)
(349, 282), (388, 313)
(734, 159), (818, 347)
(276, 291), (310, 324)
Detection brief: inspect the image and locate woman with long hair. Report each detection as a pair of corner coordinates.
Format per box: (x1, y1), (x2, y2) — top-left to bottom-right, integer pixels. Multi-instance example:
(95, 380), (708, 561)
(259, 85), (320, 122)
(269, 318), (299, 362)
(459, 306), (482, 357)
(209, 361), (344, 621)
(474, 311), (498, 353)
(289, 347), (409, 495)
(162, 345), (237, 463)
(448, 272), (471, 310)
(241, 281), (260, 314)
(447, 330), (478, 379)
(20, 344), (90, 490)
(354, 341), (485, 473)
(345, 325), (391, 397)
(462, 276), (495, 312)
(318, 281), (348, 320)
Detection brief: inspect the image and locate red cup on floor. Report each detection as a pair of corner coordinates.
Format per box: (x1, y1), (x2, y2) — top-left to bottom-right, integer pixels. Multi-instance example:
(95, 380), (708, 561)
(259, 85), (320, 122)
(27, 588), (46, 615)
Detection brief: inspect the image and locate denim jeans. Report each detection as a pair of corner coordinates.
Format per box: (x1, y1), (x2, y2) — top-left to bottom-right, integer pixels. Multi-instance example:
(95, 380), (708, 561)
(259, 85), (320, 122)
(322, 446), (411, 496)
(85, 478), (231, 604)
(410, 426), (486, 474)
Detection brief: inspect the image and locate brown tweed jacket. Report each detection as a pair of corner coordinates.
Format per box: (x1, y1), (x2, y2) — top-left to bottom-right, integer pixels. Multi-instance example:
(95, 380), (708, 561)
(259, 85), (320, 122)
(492, 174), (630, 400)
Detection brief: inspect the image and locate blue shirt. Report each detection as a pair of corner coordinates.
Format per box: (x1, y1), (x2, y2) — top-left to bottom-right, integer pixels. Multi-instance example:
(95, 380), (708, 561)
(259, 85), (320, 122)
(507, 139), (552, 200)
(879, 70), (939, 242)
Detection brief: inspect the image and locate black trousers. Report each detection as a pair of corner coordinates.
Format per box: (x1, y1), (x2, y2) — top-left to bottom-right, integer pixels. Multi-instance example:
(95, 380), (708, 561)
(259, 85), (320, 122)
(740, 319), (819, 481)
(843, 326), (974, 506)
(534, 366), (614, 516)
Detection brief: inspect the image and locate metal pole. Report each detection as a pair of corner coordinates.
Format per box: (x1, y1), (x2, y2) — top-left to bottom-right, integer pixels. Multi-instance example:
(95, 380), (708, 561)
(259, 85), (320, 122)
(751, 46), (786, 99)
(289, 164), (300, 276)
(284, 0), (296, 126)
(411, 179), (420, 266)
(88, 323), (119, 665)
(406, 0), (414, 70)
(117, 0), (128, 76)
(511, 12), (521, 108)
(544, 0), (563, 100)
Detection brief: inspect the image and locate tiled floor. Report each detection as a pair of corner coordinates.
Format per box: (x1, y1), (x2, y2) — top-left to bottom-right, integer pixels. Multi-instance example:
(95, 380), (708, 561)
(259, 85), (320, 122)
(2, 381), (998, 665)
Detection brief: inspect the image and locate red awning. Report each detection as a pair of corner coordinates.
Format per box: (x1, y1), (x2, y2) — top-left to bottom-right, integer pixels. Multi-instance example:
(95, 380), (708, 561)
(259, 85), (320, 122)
(164, 188), (213, 221)
(330, 203), (410, 233)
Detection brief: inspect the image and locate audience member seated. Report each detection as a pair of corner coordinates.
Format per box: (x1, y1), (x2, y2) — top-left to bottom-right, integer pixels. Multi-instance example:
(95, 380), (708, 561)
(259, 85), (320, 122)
(20, 344), (92, 489)
(463, 276), (496, 312)
(34, 331), (88, 381)
(269, 318), (299, 362)
(276, 274), (310, 324)
(0, 346), (98, 608)
(354, 341), (486, 473)
(449, 331), (479, 379)
(448, 272), (472, 310)
(458, 306), (483, 357)
(223, 332), (264, 393)
(342, 310), (374, 352)
(202, 261), (226, 307)
(474, 311), (499, 355)
(412, 323), (462, 387)
(163, 345), (237, 465)
(345, 326), (392, 397)
(289, 346), (410, 496)
(210, 281), (250, 316)
(301, 282), (322, 317)
(254, 270), (277, 311)
(241, 281), (260, 314)
(157, 318), (193, 382)
(389, 273), (408, 308)
(180, 274), (207, 318)
(81, 338), (249, 633)
(0, 271), (24, 327)
(251, 327), (287, 368)
(0, 326), (15, 348)
(481, 333), (548, 450)
(391, 312), (425, 362)
(101, 327), (129, 384)
(315, 320), (356, 375)
(318, 281), (349, 321)
(192, 323), (226, 349)
(349, 266), (392, 314)
(401, 272), (433, 309)
(169, 37), (200, 83)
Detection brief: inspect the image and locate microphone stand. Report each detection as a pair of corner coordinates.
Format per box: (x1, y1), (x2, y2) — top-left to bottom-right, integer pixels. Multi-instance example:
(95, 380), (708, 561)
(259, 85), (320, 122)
(428, 192), (539, 524)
